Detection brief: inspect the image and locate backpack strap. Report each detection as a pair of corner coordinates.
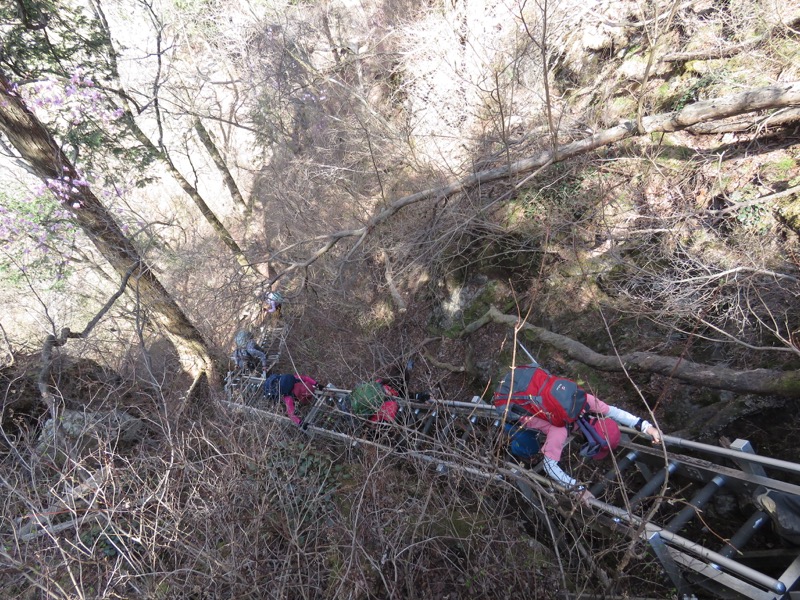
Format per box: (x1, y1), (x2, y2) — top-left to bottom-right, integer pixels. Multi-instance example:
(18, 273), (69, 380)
(494, 403), (535, 422)
(535, 372), (554, 399)
(575, 415), (609, 458)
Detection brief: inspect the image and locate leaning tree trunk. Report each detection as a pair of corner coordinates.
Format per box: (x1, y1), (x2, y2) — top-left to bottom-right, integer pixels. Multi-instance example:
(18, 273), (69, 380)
(193, 118), (248, 214)
(127, 117), (259, 277)
(0, 72), (213, 378)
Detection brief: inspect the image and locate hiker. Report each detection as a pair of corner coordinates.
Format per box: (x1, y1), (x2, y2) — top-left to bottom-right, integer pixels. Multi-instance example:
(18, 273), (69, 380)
(378, 360), (432, 402)
(494, 363), (661, 504)
(260, 290), (283, 324)
(264, 373), (319, 425)
(231, 330), (269, 375)
(349, 379), (402, 423)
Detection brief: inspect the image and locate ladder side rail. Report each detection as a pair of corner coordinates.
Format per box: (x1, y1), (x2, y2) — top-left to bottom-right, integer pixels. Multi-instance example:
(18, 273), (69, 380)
(621, 428), (800, 478)
(218, 398), (554, 490)
(647, 532), (694, 599)
(618, 439), (800, 498)
(664, 546), (783, 600)
(591, 498), (788, 595)
(729, 438), (768, 478)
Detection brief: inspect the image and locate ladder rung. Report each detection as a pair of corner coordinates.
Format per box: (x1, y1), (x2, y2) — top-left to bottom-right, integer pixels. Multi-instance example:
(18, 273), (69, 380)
(718, 510), (770, 558)
(590, 451), (639, 496)
(629, 461), (679, 506)
(665, 475), (726, 533)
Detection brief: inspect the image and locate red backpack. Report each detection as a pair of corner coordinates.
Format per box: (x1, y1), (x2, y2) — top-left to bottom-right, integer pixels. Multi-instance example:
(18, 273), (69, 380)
(493, 364), (588, 427)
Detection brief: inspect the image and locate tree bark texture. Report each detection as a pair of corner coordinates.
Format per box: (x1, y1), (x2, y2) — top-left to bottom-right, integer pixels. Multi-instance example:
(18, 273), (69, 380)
(688, 107), (800, 134)
(0, 73), (213, 377)
(467, 306), (800, 398)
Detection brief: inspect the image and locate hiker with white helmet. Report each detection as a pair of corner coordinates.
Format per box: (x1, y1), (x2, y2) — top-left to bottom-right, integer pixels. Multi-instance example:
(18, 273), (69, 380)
(260, 289), (283, 324)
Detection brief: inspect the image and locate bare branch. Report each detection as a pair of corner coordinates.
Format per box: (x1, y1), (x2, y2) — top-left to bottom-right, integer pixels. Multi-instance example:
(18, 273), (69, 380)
(469, 306), (800, 397)
(704, 185), (800, 218)
(380, 249), (406, 313)
(668, 265), (799, 285)
(269, 82), (800, 283)
(37, 263), (138, 404)
(661, 14), (800, 63)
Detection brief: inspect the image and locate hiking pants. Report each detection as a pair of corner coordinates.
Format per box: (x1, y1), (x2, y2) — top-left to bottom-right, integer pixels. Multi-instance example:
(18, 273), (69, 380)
(521, 394), (610, 462)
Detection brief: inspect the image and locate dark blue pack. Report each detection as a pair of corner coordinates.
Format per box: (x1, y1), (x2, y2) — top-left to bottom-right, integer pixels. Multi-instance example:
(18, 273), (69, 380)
(264, 374), (298, 400)
(504, 424), (540, 462)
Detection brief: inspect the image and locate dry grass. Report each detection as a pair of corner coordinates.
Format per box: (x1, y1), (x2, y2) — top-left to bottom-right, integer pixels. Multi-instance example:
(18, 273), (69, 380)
(0, 385), (573, 599)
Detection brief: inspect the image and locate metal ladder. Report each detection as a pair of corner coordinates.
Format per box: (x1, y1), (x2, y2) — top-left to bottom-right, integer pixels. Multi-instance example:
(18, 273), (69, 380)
(224, 323), (288, 405)
(221, 385), (800, 599)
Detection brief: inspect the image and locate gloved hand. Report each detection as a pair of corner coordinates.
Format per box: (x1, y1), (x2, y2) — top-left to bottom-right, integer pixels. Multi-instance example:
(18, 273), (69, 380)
(637, 419), (662, 444)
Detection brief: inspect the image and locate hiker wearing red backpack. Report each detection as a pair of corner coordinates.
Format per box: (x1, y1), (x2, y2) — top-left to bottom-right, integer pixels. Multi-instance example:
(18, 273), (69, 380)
(494, 361), (661, 505)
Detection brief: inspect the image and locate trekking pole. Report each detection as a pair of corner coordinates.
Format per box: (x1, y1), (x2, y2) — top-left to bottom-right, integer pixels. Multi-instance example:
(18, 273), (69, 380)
(516, 340), (538, 366)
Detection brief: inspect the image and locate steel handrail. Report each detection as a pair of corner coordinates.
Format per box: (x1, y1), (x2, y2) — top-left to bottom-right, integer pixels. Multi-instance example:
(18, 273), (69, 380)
(621, 428), (800, 476)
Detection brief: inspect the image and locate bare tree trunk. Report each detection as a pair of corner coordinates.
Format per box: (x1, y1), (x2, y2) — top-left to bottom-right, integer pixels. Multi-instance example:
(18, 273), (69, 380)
(466, 306), (800, 398)
(126, 118), (259, 276)
(193, 117), (248, 214)
(0, 73), (213, 378)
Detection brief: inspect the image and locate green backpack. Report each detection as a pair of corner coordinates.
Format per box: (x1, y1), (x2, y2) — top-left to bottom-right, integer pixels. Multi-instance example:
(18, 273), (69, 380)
(234, 330), (252, 348)
(349, 382), (386, 416)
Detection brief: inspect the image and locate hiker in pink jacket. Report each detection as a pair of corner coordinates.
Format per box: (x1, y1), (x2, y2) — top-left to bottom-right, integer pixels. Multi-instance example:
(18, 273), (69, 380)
(264, 373), (320, 425)
(495, 361), (663, 505)
(283, 374), (318, 425)
(520, 392), (661, 504)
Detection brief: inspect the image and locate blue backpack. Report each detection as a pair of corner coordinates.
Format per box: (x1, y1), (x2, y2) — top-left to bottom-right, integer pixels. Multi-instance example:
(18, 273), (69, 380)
(504, 424), (540, 462)
(263, 374), (298, 400)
